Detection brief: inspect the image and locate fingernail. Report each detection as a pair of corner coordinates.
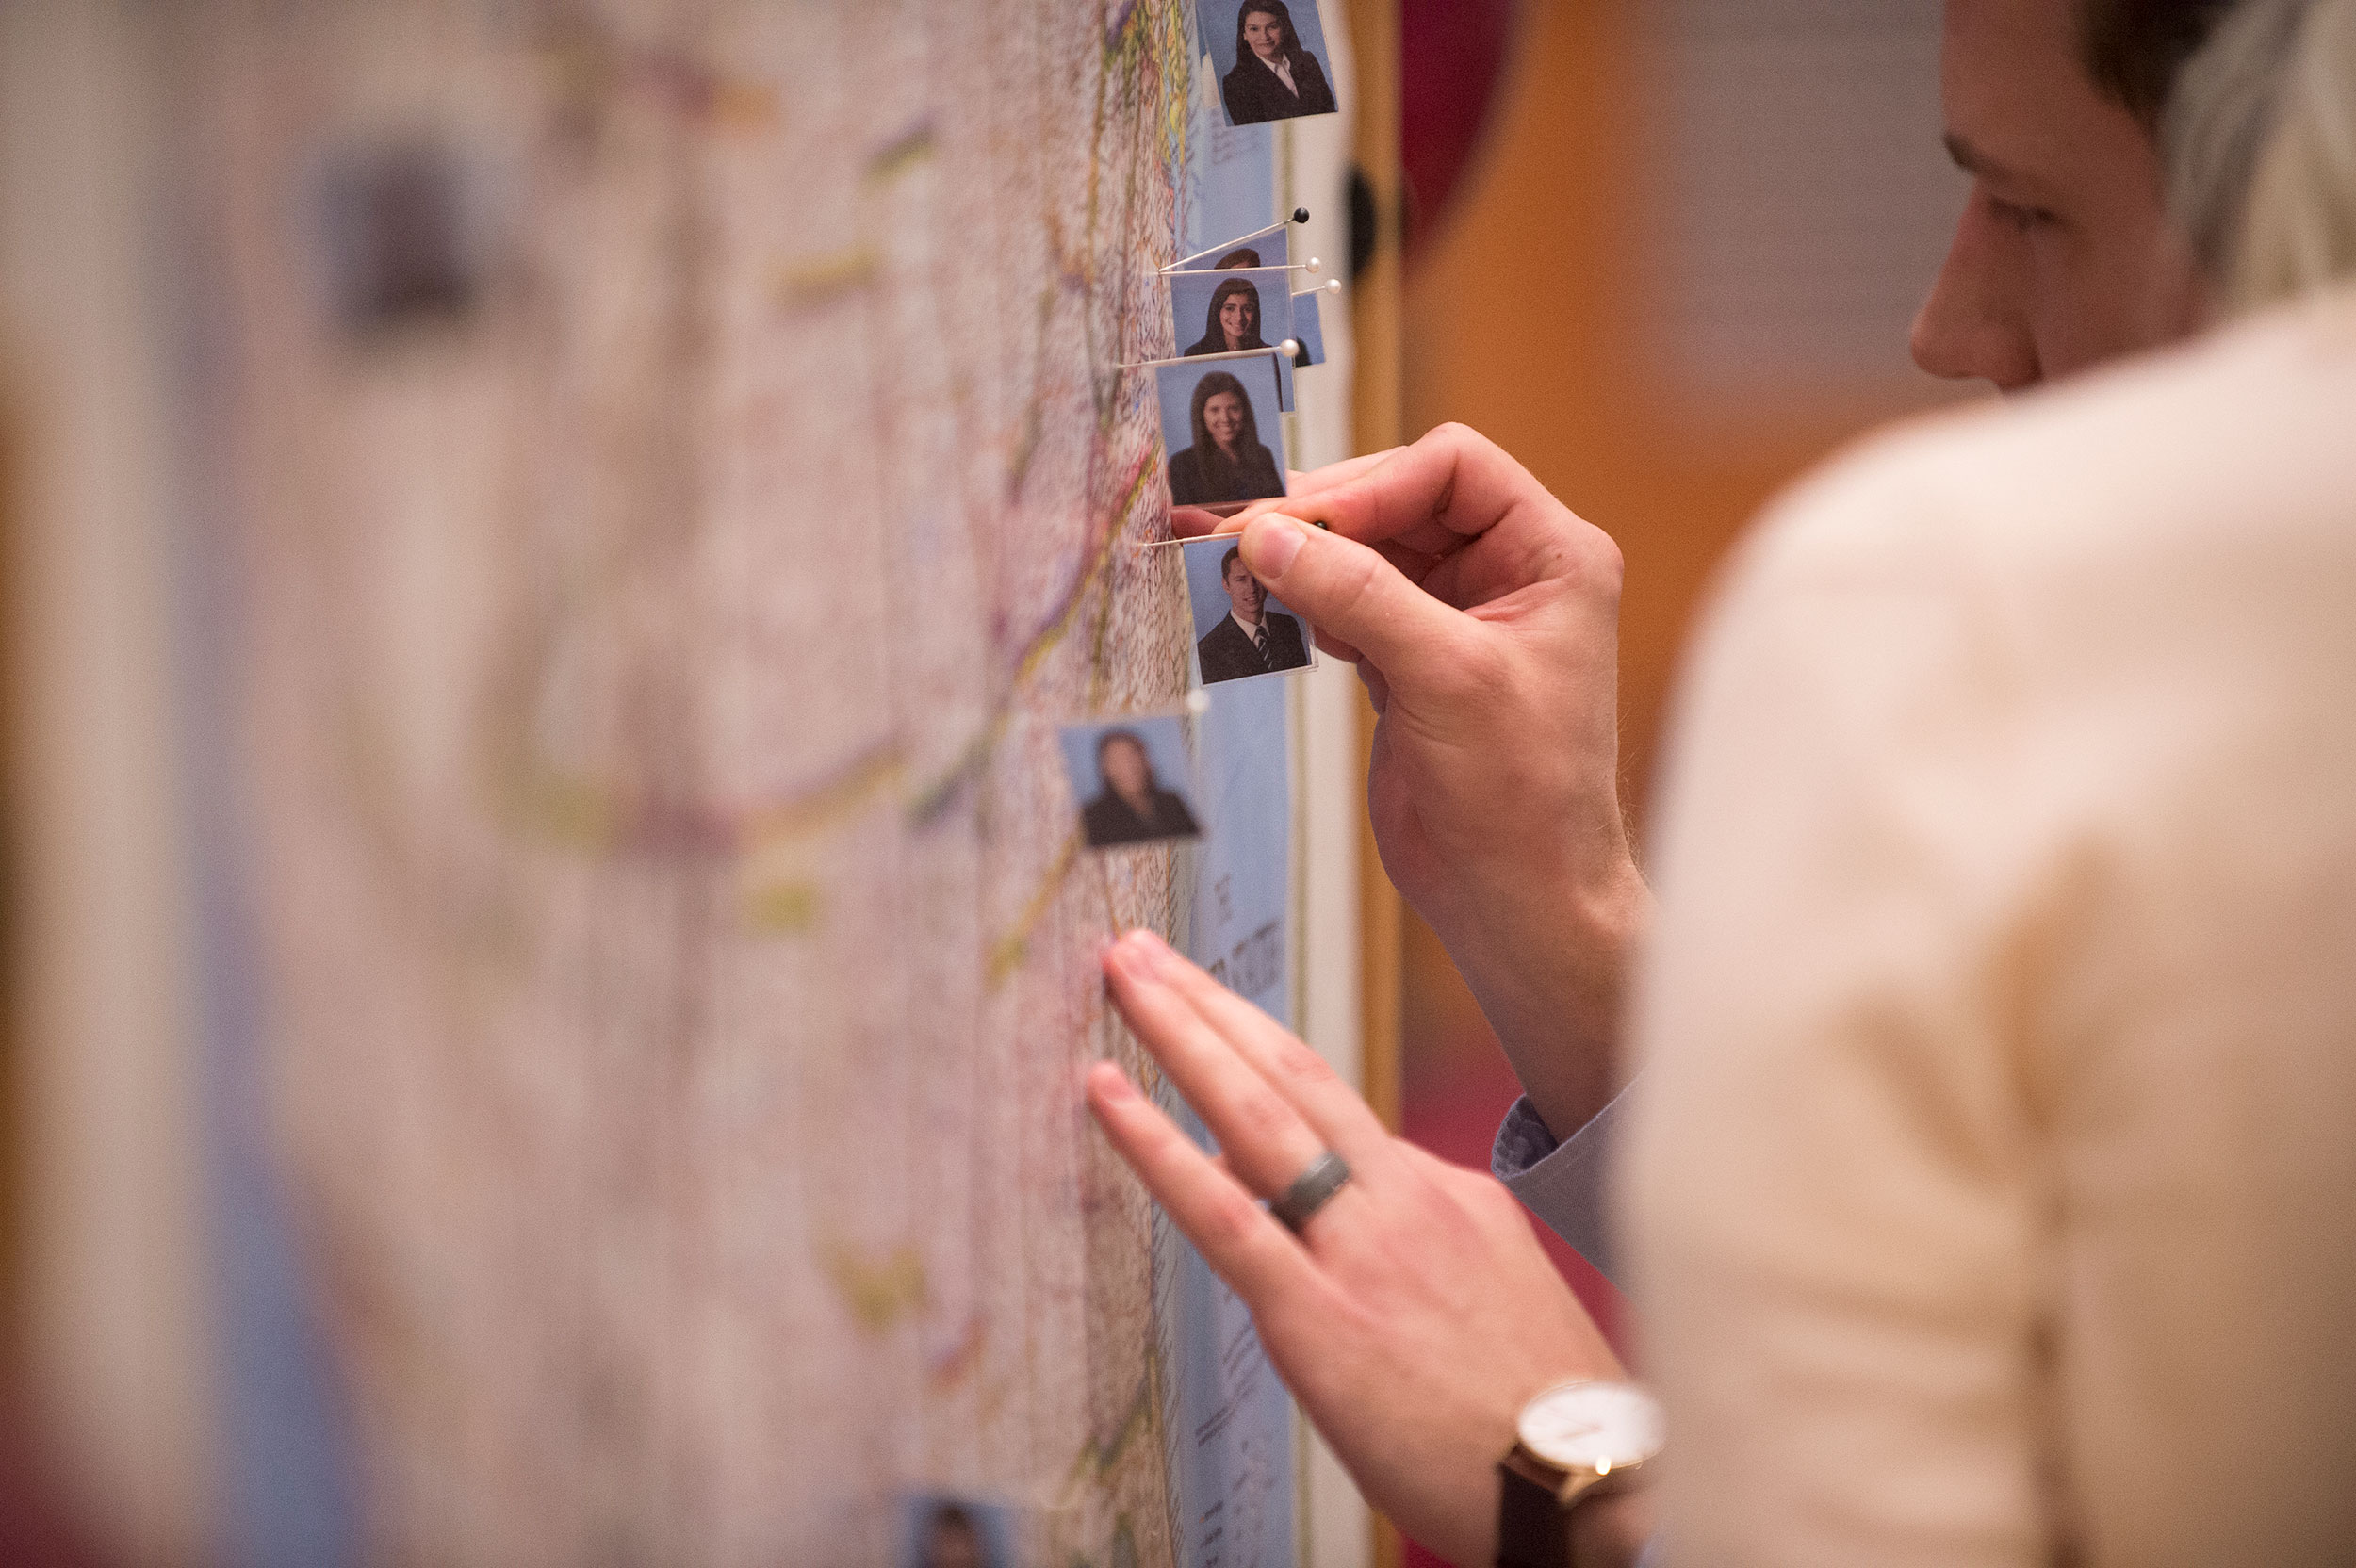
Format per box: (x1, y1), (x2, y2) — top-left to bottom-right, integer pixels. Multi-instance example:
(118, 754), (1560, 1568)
(1131, 928), (1186, 976)
(1242, 514), (1306, 578)
(1108, 929), (1158, 981)
(1088, 1061), (1135, 1102)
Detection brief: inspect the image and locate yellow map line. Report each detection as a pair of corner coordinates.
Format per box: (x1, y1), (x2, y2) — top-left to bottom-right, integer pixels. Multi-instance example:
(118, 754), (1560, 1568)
(865, 122), (937, 186)
(1063, 1348), (1163, 1489)
(1013, 450), (1159, 692)
(984, 833), (1081, 989)
(743, 742), (907, 848)
(903, 446), (1161, 828)
(774, 247), (882, 311)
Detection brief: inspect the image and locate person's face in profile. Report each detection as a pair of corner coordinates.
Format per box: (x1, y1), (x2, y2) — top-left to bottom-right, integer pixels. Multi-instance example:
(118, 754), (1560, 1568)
(1223, 558), (1266, 621)
(920, 1512), (985, 1568)
(1219, 289), (1255, 349)
(1101, 737), (1153, 804)
(1907, 0), (2204, 390)
(1243, 9), (1284, 62)
(1202, 389), (1245, 453)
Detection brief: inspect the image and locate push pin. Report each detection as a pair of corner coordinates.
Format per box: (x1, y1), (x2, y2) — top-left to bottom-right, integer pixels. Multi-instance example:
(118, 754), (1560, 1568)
(1279, 338), (1301, 358)
(1325, 278), (1343, 295)
(1292, 206), (1311, 224)
(1303, 256), (1322, 275)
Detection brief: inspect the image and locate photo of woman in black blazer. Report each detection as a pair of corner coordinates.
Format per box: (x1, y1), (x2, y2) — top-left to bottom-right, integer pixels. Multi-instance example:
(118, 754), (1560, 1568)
(1166, 370), (1282, 507)
(1219, 1), (1338, 125)
(1079, 730), (1202, 848)
(1184, 278), (1269, 358)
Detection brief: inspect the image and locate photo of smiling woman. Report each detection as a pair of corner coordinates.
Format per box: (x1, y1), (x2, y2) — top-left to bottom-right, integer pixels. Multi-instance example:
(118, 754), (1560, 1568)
(1165, 368), (1283, 507)
(1185, 277), (1268, 357)
(1219, 0), (1337, 125)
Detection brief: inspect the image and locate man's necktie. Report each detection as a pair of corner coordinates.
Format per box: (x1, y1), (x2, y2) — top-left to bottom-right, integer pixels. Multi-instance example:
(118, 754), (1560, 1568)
(1253, 626), (1270, 667)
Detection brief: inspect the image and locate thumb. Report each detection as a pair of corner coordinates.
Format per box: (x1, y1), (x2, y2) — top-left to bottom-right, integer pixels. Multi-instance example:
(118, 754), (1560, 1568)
(1239, 513), (1470, 682)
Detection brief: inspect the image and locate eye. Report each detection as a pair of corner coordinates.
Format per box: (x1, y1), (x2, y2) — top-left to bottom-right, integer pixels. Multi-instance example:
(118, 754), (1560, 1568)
(1988, 194), (2056, 234)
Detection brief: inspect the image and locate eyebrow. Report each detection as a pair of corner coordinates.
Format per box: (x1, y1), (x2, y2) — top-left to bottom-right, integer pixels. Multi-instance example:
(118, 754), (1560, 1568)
(1942, 133), (2016, 181)
(1941, 133), (2054, 201)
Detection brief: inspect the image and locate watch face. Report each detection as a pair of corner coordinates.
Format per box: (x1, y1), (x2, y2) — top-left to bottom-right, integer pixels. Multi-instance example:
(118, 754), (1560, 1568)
(1515, 1380), (1664, 1473)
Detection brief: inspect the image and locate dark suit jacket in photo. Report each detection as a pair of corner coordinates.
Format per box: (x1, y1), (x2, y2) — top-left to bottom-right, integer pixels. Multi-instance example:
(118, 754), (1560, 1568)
(1082, 787), (1202, 847)
(1168, 440), (1283, 506)
(1196, 610), (1309, 685)
(1220, 49), (1338, 125)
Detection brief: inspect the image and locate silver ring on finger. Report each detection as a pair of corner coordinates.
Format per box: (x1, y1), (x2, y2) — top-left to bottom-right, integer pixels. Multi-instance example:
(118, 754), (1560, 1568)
(1268, 1149), (1351, 1236)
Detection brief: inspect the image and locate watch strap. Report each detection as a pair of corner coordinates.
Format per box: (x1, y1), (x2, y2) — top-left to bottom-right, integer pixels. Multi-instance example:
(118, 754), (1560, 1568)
(1495, 1447), (1572, 1568)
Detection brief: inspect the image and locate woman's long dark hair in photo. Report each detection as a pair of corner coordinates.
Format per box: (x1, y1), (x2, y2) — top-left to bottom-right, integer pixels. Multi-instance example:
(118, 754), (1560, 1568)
(1167, 369), (1282, 506)
(1185, 277), (1268, 357)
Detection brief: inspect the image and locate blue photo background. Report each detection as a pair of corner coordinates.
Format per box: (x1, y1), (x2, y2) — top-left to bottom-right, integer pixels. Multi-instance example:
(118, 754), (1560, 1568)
(1194, 0), (1335, 86)
(1154, 352), (1289, 492)
(1171, 216), (1286, 274)
(1290, 287), (1326, 365)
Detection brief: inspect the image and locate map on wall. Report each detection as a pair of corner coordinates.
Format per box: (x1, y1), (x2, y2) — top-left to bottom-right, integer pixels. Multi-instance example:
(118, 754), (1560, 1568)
(175, 2), (1298, 1561)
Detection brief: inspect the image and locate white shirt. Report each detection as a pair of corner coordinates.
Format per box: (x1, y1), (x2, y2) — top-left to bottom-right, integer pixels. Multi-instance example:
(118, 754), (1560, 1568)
(1228, 608), (1268, 643)
(1625, 290), (2356, 1565)
(1256, 52), (1298, 96)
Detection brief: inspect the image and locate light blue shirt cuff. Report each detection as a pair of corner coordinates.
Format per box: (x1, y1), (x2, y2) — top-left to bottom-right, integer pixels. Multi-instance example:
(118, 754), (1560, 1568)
(1490, 1086), (1628, 1289)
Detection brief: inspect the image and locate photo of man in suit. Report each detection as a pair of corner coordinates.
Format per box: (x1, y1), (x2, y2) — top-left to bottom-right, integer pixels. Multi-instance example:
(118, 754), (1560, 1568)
(1195, 545), (1310, 684)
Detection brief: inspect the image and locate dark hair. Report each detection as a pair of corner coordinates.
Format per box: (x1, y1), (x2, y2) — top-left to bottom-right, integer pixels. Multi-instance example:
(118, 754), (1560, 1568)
(922, 1502), (982, 1563)
(1096, 728), (1155, 781)
(1202, 277), (1265, 351)
(1220, 545), (1246, 579)
(1187, 370), (1262, 459)
(1235, 1), (1314, 75)
(1215, 246), (1263, 269)
(2079, 0), (2248, 124)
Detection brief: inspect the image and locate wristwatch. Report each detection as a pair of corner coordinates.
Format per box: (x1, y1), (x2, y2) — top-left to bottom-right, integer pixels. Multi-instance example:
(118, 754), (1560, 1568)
(1494, 1379), (1664, 1568)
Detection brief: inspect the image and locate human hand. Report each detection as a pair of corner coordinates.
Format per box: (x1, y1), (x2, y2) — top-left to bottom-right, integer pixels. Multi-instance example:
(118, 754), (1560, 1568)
(1219, 426), (1650, 1139)
(1086, 928), (1620, 1568)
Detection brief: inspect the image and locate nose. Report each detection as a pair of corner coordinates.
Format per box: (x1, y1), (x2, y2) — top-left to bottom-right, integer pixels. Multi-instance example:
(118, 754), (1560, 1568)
(1909, 193), (2040, 391)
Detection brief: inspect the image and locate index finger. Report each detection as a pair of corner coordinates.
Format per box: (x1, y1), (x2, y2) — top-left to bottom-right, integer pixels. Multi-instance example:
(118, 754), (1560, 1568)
(1104, 934), (1334, 1200)
(1246, 423), (1569, 564)
(1118, 931), (1401, 1184)
(1212, 449), (1409, 534)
